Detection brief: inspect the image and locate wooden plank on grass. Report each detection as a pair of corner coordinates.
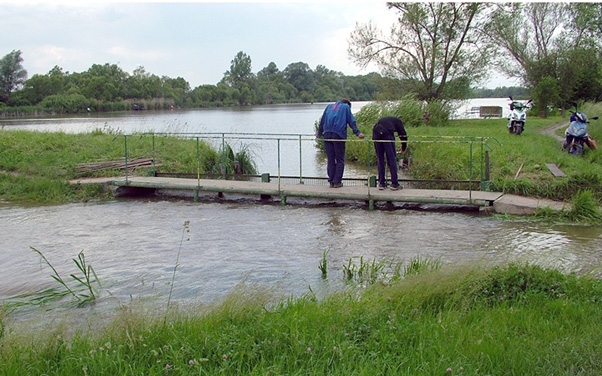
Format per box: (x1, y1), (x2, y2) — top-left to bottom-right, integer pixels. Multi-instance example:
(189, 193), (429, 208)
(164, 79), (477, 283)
(546, 163), (565, 177)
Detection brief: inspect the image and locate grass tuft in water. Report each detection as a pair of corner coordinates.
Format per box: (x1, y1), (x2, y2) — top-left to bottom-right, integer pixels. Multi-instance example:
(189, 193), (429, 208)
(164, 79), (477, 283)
(318, 249), (329, 279)
(341, 255), (438, 286)
(3, 248), (101, 311)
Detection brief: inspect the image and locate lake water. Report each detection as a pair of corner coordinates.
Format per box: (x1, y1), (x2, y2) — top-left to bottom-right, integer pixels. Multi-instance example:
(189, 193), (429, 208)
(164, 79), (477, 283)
(3, 98), (600, 331)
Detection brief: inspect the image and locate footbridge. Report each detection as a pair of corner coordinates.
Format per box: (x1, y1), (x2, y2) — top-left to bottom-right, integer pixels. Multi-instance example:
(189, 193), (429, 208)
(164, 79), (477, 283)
(69, 132), (568, 214)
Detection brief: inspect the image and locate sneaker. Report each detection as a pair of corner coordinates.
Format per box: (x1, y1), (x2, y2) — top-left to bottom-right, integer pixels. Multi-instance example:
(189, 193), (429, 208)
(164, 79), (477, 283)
(378, 185), (385, 190)
(390, 185), (400, 191)
(332, 183), (343, 188)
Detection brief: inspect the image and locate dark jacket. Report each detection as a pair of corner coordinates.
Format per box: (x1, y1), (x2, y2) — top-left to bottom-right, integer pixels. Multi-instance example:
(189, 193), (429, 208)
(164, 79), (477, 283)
(372, 116), (408, 151)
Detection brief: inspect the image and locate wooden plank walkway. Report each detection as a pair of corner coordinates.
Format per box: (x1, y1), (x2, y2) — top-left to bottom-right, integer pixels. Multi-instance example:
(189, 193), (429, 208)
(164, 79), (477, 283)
(70, 175), (503, 208)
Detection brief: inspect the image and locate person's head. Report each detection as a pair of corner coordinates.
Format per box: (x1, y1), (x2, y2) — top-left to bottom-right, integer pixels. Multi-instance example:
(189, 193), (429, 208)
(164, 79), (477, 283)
(341, 99), (351, 108)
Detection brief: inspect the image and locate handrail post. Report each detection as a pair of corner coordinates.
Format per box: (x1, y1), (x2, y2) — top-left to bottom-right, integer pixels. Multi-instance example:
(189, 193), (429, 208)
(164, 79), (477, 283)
(152, 133), (156, 176)
(124, 135), (129, 184)
(469, 140), (473, 200)
(195, 137), (200, 202)
(299, 135), (304, 184)
(196, 137), (201, 183)
(277, 138), (281, 190)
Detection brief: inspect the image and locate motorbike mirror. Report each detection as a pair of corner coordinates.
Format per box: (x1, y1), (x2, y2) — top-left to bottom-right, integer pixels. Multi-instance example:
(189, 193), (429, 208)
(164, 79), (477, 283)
(592, 116), (599, 120)
(509, 96), (513, 101)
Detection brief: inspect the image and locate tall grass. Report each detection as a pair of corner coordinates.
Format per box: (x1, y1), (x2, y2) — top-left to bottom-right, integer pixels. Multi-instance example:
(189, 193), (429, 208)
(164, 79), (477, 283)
(2, 262), (602, 375)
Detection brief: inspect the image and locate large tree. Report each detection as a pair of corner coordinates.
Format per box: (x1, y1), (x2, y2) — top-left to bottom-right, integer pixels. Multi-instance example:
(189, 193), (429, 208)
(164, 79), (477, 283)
(222, 51), (255, 105)
(348, 2), (492, 102)
(0, 50), (28, 103)
(486, 3), (602, 113)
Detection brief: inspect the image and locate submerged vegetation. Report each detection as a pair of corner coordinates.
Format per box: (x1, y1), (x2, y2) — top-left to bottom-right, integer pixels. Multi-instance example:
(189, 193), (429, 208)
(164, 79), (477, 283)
(2, 262), (602, 375)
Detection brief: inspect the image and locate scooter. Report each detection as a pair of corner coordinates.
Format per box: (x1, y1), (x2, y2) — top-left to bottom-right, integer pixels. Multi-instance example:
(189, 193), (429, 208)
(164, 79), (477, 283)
(507, 96), (532, 135)
(562, 109), (599, 156)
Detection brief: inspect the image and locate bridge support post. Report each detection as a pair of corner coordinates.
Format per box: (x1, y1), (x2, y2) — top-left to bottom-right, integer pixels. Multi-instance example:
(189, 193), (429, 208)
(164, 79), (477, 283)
(194, 189), (198, 202)
(261, 173), (272, 200)
(280, 195), (287, 205)
(369, 200), (374, 210)
(369, 175), (377, 187)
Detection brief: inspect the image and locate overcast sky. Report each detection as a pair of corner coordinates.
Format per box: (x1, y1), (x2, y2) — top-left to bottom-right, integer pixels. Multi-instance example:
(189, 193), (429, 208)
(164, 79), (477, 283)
(1, 0), (512, 89)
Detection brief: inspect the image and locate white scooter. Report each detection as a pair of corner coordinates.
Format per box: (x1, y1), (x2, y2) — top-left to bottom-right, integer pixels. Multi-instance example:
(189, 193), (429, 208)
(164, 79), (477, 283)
(507, 96), (532, 135)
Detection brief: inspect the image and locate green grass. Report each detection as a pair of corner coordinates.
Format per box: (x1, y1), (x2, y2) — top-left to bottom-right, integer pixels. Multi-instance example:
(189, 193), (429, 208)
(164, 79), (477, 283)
(0, 130), (255, 204)
(2, 262), (602, 375)
(350, 101), (602, 202)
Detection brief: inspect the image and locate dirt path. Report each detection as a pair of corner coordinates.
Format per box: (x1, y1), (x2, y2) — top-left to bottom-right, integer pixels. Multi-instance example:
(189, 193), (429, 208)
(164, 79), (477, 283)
(540, 121), (568, 142)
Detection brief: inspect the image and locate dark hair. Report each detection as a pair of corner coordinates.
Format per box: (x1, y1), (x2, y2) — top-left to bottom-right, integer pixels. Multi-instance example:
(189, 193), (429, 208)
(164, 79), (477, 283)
(341, 99), (351, 107)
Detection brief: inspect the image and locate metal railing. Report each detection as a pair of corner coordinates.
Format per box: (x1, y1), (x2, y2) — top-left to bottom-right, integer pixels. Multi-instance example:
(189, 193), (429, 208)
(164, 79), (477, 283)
(120, 132), (500, 195)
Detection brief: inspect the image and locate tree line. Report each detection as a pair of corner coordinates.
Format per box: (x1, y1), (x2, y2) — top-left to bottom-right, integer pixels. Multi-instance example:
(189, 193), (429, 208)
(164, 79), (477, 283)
(0, 49), (423, 116)
(7, 3), (595, 118)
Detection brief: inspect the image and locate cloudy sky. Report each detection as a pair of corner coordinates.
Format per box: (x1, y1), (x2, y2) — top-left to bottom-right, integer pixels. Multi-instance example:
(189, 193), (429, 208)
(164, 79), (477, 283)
(1, 0), (509, 89)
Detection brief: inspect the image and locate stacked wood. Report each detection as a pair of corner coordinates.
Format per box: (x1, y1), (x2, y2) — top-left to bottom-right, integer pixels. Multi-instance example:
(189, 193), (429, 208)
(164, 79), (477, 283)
(76, 158), (159, 174)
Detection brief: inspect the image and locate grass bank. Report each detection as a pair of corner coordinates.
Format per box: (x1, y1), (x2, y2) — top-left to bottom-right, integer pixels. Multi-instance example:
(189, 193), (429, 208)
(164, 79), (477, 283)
(0, 129), (256, 204)
(351, 107), (602, 202)
(2, 263), (602, 375)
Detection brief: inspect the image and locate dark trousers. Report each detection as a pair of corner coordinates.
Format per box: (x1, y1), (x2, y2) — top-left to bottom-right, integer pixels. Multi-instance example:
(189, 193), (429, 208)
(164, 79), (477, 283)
(323, 132), (346, 184)
(374, 137), (398, 187)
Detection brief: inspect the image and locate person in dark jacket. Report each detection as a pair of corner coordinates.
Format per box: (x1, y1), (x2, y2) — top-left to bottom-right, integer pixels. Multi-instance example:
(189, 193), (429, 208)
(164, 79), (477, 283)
(316, 99), (365, 188)
(372, 116), (407, 190)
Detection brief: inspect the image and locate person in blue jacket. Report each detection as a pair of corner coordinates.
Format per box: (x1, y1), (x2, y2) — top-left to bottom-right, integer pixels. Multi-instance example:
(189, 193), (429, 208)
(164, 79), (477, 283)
(316, 99), (365, 188)
(372, 116), (407, 190)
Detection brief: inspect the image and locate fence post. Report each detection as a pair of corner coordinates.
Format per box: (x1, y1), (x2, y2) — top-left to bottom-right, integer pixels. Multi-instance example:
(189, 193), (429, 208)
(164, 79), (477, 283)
(124, 135), (129, 184)
(299, 135), (304, 184)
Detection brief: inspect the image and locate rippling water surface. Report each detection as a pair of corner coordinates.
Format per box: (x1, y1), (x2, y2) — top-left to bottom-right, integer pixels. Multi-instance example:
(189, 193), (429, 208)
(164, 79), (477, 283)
(2, 199), (602, 329)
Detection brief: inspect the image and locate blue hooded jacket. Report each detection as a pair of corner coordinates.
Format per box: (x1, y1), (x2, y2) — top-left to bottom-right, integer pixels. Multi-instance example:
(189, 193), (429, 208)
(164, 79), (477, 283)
(317, 101), (361, 139)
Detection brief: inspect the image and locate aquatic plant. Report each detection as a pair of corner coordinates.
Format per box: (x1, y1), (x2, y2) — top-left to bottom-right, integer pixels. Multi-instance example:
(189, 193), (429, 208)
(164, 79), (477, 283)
(210, 142), (258, 176)
(567, 190), (602, 222)
(3, 248), (101, 311)
(342, 255), (441, 286)
(318, 248), (329, 279)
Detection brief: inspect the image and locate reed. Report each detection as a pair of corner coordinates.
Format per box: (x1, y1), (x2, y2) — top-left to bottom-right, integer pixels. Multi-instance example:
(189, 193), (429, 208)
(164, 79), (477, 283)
(4, 248), (101, 311)
(341, 255), (438, 285)
(318, 248), (329, 279)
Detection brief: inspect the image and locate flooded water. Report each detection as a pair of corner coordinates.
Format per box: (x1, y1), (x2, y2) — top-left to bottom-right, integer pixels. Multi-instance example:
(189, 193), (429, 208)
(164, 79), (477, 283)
(2, 101), (602, 329)
(2, 199), (602, 329)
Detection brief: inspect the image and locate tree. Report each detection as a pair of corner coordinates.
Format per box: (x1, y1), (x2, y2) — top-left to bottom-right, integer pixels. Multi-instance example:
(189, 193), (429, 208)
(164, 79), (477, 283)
(486, 3), (602, 109)
(283, 62), (315, 94)
(0, 50), (28, 103)
(485, 3), (566, 82)
(222, 51), (255, 105)
(348, 2), (492, 102)
(532, 76), (560, 118)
